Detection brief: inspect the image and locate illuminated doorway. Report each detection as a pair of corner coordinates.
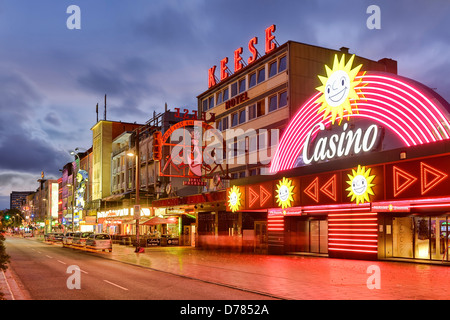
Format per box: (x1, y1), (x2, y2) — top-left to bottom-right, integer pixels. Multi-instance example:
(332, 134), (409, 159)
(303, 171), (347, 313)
(392, 216), (449, 261)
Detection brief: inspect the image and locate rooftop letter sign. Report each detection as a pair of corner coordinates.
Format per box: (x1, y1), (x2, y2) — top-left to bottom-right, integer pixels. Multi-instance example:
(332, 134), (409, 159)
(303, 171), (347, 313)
(208, 25), (277, 88)
(270, 54), (450, 173)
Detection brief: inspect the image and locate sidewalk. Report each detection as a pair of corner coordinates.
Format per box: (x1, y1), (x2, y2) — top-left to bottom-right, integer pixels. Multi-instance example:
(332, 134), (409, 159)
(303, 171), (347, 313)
(102, 243), (450, 300)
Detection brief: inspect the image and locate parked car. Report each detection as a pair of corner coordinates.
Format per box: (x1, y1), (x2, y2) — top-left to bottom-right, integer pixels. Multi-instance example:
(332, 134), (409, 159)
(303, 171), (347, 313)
(44, 232), (54, 241)
(53, 232), (64, 242)
(23, 231), (33, 237)
(86, 233), (113, 252)
(62, 232), (75, 247)
(72, 232), (93, 247)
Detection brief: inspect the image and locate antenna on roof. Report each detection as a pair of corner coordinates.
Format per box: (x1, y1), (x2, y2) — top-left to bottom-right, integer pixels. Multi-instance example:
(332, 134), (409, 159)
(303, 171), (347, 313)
(104, 94), (107, 120)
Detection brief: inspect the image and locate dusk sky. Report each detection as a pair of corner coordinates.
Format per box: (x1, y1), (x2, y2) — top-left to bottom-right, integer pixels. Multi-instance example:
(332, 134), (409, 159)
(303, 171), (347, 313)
(0, 0), (449, 209)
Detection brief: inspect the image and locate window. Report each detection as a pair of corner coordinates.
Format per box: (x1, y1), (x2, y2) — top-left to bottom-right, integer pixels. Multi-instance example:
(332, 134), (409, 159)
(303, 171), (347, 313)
(248, 104), (256, 120)
(257, 67), (265, 83)
(222, 117), (229, 131)
(249, 168), (260, 176)
(259, 131), (267, 150)
(278, 55), (287, 72)
(249, 135), (257, 153)
(231, 82), (238, 97)
(231, 112), (238, 127)
(269, 95), (277, 112)
(209, 96), (214, 110)
(279, 91), (287, 108)
(239, 109), (246, 124)
(239, 78), (246, 93)
(248, 72), (256, 88)
(269, 61), (277, 78)
(217, 91), (223, 105)
(239, 171), (246, 178)
(257, 100), (265, 117)
(216, 119), (222, 131)
(202, 99), (208, 112)
(223, 88), (229, 101)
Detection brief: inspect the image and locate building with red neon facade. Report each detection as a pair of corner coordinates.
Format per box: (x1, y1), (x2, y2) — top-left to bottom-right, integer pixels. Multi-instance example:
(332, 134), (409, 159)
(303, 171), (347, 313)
(194, 27), (450, 263)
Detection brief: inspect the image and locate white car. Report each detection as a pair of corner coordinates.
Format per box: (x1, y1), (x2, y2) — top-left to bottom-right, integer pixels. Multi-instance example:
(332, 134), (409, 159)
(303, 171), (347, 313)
(85, 233), (112, 252)
(62, 232), (75, 247)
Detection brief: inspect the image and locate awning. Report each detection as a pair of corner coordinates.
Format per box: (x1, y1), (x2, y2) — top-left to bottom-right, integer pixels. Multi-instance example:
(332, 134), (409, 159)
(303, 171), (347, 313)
(142, 216), (174, 225)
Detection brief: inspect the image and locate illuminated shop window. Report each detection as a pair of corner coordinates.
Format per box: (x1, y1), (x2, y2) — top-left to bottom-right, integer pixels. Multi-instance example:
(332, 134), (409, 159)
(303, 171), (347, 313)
(248, 72), (256, 88)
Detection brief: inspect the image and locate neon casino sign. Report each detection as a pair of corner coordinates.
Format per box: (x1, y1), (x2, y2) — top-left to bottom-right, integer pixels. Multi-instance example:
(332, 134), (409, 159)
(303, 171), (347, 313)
(270, 54), (450, 173)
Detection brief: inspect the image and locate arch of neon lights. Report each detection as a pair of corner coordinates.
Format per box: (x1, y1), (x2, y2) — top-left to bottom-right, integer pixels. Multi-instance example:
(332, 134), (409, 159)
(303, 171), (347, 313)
(270, 72), (450, 173)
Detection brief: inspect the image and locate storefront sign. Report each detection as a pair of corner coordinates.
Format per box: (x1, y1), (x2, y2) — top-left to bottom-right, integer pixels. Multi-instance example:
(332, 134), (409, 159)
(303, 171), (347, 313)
(225, 92), (249, 110)
(270, 54), (450, 173)
(228, 185), (243, 212)
(345, 165), (376, 205)
(275, 177), (295, 209)
(302, 122), (380, 165)
(371, 202), (410, 212)
(208, 25), (277, 88)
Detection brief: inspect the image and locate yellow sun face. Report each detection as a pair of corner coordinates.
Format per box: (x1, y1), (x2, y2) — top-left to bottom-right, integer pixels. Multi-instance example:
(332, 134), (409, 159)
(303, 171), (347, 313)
(228, 185), (242, 212)
(315, 54), (364, 125)
(275, 177), (295, 209)
(346, 165), (376, 205)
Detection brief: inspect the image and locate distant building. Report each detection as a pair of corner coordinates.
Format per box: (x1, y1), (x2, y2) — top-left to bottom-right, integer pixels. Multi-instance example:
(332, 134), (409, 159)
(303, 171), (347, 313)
(10, 191), (33, 210)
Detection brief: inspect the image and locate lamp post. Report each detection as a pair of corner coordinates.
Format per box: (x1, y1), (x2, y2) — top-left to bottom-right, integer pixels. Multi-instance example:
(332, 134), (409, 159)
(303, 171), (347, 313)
(127, 127), (141, 253)
(69, 149), (82, 232)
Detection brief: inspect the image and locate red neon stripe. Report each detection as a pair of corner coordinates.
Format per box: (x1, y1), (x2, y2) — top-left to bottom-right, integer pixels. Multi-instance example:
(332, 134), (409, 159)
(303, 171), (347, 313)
(328, 213), (376, 217)
(329, 238), (378, 242)
(329, 233), (377, 237)
(328, 248), (378, 253)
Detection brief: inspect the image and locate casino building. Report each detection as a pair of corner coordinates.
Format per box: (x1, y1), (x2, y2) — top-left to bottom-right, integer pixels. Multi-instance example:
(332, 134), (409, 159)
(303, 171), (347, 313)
(196, 25), (450, 263)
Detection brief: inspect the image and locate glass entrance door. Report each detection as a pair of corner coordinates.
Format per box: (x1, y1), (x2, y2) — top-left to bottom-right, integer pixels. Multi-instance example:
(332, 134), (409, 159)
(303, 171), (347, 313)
(431, 217), (448, 261)
(392, 216), (449, 261)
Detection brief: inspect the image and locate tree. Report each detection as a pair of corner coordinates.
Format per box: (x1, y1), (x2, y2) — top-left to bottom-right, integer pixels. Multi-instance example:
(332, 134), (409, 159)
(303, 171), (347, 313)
(0, 233), (9, 271)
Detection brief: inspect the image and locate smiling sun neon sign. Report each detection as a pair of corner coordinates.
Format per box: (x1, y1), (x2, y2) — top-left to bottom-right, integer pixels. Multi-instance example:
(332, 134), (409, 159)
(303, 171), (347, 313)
(315, 54), (364, 125)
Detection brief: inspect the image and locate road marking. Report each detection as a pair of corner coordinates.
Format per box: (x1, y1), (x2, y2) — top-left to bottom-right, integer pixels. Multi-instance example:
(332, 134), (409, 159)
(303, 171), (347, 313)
(57, 260), (66, 265)
(79, 269), (88, 274)
(103, 280), (128, 291)
(45, 255), (53, 259)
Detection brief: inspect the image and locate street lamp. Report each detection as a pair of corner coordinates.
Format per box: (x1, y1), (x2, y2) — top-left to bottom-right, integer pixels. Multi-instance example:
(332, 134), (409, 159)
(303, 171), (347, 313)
(127, 127), (142, 253)
(69, 149), (83, 232)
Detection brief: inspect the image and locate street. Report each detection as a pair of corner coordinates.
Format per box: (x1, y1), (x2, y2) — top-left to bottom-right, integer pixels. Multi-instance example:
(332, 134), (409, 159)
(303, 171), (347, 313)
(3, 236), (277, 300)
(3, 235), (450, 302)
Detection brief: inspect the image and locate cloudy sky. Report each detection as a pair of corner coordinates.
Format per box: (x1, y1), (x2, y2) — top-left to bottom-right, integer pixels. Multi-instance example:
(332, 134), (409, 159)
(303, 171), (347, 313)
(0, 0), (449, 209)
